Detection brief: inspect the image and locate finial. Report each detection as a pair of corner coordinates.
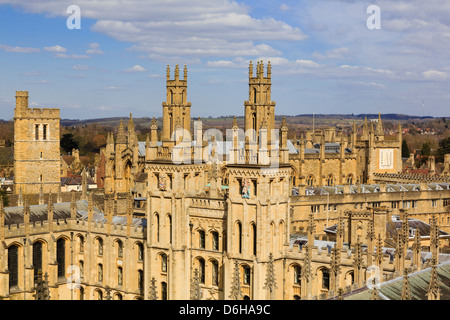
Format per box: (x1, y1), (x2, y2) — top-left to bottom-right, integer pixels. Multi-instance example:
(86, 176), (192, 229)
(117, 119), (127, 144)
(249, 60), (253, 78)
(184, 65), (187, 80)
(175, 64), (180, 80)
(166, 65), (170, 80)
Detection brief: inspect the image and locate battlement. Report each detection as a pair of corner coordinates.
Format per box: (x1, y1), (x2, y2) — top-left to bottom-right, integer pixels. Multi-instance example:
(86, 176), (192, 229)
(166, 64), (187, 83)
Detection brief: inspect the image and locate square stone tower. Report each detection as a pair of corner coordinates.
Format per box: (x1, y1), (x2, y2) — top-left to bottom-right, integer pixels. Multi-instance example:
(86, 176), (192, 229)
(13, 91), (61, 195)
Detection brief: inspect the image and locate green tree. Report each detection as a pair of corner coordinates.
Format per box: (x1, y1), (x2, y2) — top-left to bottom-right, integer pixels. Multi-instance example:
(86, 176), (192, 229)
(60, 133), (79, 154)
(0, 188), (8, 207)
(421, 142), (431, 156)
(401, 140), (410, 158)
(436, 137), (450, 163)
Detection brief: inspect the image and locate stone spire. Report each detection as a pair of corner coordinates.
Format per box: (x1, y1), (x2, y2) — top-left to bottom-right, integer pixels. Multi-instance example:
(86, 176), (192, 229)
(81, 167), (87, 201)
(229, 260), (242, 300)
(375, 113), (383, 136)
(413, 229), (422, 268)
(427, 259), (441, 300)
(190, 268), (201, 300)
(70, 190), (77, 219)
(116, 119), (127, 144)
(401, 269), (412, 300)
(33, 270), (50, 300)
(149, 276), (158, 300)
(263, 253), (277, 299)
(18, 187), (23, 207)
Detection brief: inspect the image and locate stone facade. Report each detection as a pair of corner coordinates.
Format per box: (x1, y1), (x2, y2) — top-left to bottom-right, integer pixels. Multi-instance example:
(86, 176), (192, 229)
(13, 91), (60, 195)
(1, 63), (449, 300)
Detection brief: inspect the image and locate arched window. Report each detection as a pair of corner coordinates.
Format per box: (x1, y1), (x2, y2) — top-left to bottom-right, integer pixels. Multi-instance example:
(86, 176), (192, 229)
(242, 265), (251, 285)
(212, 231), (219, 251)
(294, 265), (301, 285)
(237, 222), (242, 254)
(198, 230), (205, 249)
(118, 267), (123, 286)
(57, 238), (66, 279)
(42, 124), (47, 140)
(95, 289), (103, 300)
(167, 215), (172, 244)
(161, 282), (168, 300)
(8, 245), (19, 289)
(155, 213), (160, 242)
(98, 264), (103, 282)
(306, 175), (314, 186)
(117, 240), (123, 258)
(251, 224), (257, 256)
(198, 258), (205, 284)
(211, 260), (219, 286)
(346, 174), (353, 185)
(114, 293), (123, 300)
(78, 286), (84, 300)
(327, 175), (334, 187)
(78, 235), (84, 253)
(97, 238), (103, 256)
(161, 253), (168, 273)
(137, 243), (144, 261)
(322, 269), (330, 290)
(33, 241), (43, 283)
(138, 270), (144, 292)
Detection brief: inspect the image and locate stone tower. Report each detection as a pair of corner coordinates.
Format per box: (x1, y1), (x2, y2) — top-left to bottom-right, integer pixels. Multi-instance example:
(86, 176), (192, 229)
(162, 65), (191, 144)
(13, 91), (61, 195)
(244, 60), (276, 143)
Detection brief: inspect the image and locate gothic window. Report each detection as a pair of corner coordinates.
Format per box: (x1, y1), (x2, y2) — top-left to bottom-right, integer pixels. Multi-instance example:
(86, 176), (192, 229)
(322, 269), (330, 290)
(95, 289), (103, 300)
(79, 260), (84, 279)
(8, 245), (19, 289)
(35, 124), (39, 140)
(294, 265), (301, 285)
(161, 282), (168, 300)
(251, 224), (257, 256)
(198, 230), (205, 249)
(33, 241), (43, 283)
(243, 265), (251, 285)
(155, 213), (160, 242)
(211, 260), (219, 286)
(237, 222), (242, 254)
(198, 258), (206, 284)
(97, 238), (103, 256)
(117, 240), (123, 258)
(78, 235), (84, 253)
(161, 253), (168, 273)
(306, 175), (314, 186)
(42, 124), (47, 140)
(137, 243), (144, 261)
(118, 267), (123, 286)
(98, 264), (103, 282)
(212, 231), (219, 251)
(167, 215), (172, 244)
(114, 293), (123, 300)
(346, 174), (353, 185)
(327, 175), (334, 187)
(57, 238), (66, 279)
(138, 270), (144, 291)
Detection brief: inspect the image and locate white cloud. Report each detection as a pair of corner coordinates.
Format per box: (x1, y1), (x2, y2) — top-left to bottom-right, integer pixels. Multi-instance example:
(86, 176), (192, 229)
(4, 0), (306, 59)
(86, 43), (103, 55)
(124, 65), (146, 72)
(55, 53), (90, 59)
(312, 47), (350, 60)
(44, 45), (67, 53)
(206, 60), (234, 67)
(280, 4), (290, 11)
(0, 44), (40, 53)
(422, 70), (448, 81)
(72, 65), (91, 70)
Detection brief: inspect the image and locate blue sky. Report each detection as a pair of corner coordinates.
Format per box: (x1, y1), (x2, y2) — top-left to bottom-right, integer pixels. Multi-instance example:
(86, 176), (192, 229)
(0, 0), (449, 120)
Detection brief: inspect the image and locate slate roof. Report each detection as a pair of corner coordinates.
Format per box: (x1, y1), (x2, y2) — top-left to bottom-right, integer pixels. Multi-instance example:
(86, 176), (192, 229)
(343, 262), (450, 300)
(3, 200), (146, 227)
